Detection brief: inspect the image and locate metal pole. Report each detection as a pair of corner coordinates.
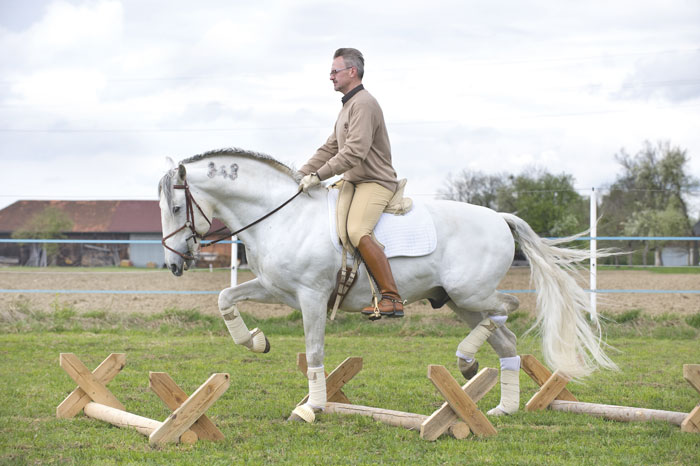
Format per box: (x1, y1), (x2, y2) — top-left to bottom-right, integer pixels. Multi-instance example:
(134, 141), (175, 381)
(590, 187), (597, 320)
(231, 236), (238, 287)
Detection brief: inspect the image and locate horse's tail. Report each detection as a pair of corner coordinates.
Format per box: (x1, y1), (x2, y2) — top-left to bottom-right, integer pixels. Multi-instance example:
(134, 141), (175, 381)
(501, 213), (618, 379)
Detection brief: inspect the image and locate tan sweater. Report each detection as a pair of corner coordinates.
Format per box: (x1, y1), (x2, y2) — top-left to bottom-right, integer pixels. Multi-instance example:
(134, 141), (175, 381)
(300, 88), (398, 192)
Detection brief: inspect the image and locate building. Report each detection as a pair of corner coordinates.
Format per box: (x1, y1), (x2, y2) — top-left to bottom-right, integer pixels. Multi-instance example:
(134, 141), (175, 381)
(0, 200), (236, 267)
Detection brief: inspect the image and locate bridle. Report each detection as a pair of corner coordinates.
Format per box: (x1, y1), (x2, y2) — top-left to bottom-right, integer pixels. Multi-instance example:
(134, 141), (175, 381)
(161, 177), (302, 261)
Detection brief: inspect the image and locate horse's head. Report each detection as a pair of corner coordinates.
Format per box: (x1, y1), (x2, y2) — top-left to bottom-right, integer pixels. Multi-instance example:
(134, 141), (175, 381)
(158, 163), (213, 276)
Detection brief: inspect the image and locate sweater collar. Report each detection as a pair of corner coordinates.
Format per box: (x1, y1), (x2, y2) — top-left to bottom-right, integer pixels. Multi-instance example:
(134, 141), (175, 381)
(341, 84), (364, 105)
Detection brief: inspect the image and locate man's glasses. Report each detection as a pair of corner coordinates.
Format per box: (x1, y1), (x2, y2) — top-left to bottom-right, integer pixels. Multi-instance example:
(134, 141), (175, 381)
(330, 66), (352, 76)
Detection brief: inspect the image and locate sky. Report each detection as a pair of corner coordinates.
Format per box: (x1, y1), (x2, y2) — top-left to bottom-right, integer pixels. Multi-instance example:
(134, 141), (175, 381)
(1, 0), (699, 216)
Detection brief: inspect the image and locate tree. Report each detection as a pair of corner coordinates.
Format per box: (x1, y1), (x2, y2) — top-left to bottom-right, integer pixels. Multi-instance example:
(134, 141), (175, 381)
(12, 206), (73, 266)
(600, 140), (698, 265)
(623, 197), (690, 266)
(438, 169), (507, 210)
(497, 168), (588, 237)
(440, 166), (588, 237)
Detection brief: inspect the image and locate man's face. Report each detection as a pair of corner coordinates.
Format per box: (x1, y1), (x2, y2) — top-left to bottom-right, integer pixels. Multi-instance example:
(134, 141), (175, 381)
(330, 56), (354, 94)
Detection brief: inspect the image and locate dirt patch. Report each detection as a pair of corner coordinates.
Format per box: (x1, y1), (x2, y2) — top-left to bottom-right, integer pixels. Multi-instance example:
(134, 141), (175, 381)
(1, 267), (698, 319)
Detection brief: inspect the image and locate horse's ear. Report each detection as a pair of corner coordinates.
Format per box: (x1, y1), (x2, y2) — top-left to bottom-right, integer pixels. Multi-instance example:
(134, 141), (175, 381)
(178, 164), (187, 180)
(166, 157), (176, 169)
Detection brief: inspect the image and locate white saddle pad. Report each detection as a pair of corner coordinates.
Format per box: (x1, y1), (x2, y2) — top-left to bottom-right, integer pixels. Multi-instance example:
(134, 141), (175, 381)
(327, 188), (437, 258)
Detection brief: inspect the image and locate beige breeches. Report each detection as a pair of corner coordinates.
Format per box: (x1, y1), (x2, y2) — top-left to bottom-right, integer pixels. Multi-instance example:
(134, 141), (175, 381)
(337, 181), (394, 248)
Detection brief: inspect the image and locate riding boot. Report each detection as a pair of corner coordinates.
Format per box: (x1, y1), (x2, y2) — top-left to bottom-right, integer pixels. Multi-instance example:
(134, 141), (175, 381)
(357, 235), (404, 318)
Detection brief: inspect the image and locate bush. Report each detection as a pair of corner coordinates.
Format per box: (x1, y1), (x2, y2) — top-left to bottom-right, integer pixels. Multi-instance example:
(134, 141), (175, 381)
(685, 312), (700, 329)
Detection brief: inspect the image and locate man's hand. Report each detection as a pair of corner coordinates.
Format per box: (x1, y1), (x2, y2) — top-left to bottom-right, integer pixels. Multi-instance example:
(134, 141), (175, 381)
(299, 173), (321, 193)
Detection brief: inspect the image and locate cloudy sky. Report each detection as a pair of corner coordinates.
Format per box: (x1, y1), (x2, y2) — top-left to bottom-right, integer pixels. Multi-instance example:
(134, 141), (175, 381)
(1, 0), (699, 214)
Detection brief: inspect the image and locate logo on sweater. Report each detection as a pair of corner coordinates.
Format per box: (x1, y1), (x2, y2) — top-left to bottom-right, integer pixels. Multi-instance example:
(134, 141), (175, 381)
(343, 122), (349, 133)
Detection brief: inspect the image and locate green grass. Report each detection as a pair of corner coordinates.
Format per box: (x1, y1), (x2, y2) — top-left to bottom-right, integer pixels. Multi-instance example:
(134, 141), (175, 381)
(0, 311), (698, 465)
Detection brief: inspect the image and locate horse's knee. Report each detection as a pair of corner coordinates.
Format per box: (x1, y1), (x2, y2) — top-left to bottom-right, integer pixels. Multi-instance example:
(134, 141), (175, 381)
(218, 287), (236, 311)
(499, 293), (519, 314)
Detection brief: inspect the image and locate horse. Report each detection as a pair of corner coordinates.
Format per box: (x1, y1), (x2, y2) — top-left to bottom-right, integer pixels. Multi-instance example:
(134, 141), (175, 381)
(158, 148), (617, 423)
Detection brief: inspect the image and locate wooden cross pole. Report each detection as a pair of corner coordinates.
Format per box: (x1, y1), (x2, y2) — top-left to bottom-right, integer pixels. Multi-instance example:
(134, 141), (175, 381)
(425, 365), (498, 437)
(56, 353), (230, 445)
(420, 366), (498, 440)
(681, 364), (700, 433)
(522, 354), (700, 433)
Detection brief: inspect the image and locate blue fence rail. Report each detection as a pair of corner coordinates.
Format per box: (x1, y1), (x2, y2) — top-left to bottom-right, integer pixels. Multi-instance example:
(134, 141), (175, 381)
(0, 237), (697, 296)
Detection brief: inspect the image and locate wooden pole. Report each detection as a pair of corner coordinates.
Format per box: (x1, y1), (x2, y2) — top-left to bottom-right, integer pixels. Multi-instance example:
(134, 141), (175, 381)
(324, 403), (470, 439)
(83, 402), (198, 444)
(549, 400), (688, 426)
(325, 402), (426, 431)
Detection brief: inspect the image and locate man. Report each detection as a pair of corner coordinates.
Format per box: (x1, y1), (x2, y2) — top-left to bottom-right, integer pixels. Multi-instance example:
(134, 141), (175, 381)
(298, 48), (404, 318)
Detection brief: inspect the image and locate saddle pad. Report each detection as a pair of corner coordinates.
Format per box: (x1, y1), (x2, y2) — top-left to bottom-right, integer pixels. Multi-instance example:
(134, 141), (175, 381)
(327, 188), (437, 258)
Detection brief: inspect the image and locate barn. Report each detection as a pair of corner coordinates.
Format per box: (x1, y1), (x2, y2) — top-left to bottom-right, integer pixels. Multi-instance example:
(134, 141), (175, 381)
(0, 200), (235, 268)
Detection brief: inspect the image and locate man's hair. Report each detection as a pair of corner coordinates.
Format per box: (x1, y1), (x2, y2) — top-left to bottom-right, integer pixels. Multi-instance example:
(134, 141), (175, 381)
(334, 48), (364, 78)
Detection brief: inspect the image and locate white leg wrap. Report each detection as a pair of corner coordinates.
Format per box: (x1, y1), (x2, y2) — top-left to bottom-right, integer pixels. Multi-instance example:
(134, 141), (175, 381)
(487, 356), (521, 416)
(221, 306), (262, 351)
(456, 317), (499, 361)
(307, 366), (327, 410)
(290, 365), (326, 423)
(221, 306), (252, 345)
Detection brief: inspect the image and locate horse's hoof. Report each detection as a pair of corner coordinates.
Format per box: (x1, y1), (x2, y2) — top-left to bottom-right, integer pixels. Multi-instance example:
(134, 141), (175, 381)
(250, 328), (271, 353)
(458, 358), (479, 380)
(288, 405), (315, 423)
(487, 405), (511, 416)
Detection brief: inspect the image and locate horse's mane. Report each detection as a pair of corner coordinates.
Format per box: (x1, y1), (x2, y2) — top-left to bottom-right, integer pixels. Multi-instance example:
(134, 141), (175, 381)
(158, 148), (301, 209)
(182, 148), (301, 182)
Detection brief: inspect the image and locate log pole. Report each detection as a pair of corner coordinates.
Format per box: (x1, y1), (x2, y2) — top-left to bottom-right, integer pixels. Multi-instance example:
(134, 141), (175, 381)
(549, 400), (688, 426)
(83, 402), (198, 444)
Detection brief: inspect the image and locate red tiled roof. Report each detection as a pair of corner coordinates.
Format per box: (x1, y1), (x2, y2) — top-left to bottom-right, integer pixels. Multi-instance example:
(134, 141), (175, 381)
(0, 200), (229, 235)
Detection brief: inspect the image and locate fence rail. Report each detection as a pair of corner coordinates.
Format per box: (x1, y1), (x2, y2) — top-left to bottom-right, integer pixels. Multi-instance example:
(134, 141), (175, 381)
(0, 236), (697, 297)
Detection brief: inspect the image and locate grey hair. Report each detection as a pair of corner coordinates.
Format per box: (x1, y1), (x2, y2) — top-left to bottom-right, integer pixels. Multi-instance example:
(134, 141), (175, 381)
(158, 168), (177, 210)
(334, 48), (364, 79)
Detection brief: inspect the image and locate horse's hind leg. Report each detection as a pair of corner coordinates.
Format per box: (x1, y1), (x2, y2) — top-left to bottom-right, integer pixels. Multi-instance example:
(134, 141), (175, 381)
(449, 292), (521, 415)
(218, 278), (275, 353)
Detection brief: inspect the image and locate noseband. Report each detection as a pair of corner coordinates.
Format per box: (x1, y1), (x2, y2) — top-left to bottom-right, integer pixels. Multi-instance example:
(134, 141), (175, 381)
(161, 179), (214, 261)
(162, 177), (302, 262)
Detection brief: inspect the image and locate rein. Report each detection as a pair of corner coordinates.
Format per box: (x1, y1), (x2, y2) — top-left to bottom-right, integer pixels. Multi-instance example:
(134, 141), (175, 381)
(162, 178), (302, 261)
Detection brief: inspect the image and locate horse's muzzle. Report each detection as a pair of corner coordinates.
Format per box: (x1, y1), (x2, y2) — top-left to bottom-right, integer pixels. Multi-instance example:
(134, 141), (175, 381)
(170, 263), (183, 276)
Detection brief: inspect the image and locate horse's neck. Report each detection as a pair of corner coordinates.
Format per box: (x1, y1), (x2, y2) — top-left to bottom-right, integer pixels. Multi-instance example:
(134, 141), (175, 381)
(188, 157), (321, 247)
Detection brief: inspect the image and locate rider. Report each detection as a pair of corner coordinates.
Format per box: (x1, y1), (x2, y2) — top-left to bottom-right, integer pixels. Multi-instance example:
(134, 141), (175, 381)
(298, 47), (404, 318)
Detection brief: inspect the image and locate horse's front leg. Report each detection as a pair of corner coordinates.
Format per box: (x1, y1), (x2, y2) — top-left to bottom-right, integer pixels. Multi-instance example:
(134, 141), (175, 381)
(288, 295), (327, 423)
(218, 278), (276, 353)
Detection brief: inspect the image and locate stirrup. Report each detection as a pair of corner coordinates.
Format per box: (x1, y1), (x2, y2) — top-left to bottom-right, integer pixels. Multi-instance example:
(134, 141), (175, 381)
(361, 296), (405, 320)
(361, 295), (383, 321)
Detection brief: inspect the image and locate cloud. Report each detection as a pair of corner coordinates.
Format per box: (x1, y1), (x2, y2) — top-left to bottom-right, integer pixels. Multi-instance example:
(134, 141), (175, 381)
(616, 50), (700, 102)
(1, 0), (699, 213)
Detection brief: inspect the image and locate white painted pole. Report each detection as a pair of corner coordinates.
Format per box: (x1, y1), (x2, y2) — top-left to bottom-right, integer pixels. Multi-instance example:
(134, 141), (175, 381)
(589, 187), (597, 320)
(231, 235), (238, 287)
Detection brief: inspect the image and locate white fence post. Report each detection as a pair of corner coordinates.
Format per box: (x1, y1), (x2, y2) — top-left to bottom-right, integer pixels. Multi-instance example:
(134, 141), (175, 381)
(590, 187), (597, 320)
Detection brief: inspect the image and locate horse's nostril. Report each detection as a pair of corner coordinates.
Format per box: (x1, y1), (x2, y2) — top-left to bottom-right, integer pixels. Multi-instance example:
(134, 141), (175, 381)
(170, 264), (178, 274)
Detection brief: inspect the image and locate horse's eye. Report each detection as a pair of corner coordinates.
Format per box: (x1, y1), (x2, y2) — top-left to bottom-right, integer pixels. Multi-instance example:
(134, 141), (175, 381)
(173, 206), (181, 214)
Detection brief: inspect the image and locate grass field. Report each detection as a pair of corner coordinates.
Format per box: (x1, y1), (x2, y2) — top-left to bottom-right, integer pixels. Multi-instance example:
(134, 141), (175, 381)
(1, 306), (699, 465)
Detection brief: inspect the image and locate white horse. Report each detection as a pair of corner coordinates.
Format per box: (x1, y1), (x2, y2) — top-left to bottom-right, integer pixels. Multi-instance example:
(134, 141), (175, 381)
(158, 148), (616, 423)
